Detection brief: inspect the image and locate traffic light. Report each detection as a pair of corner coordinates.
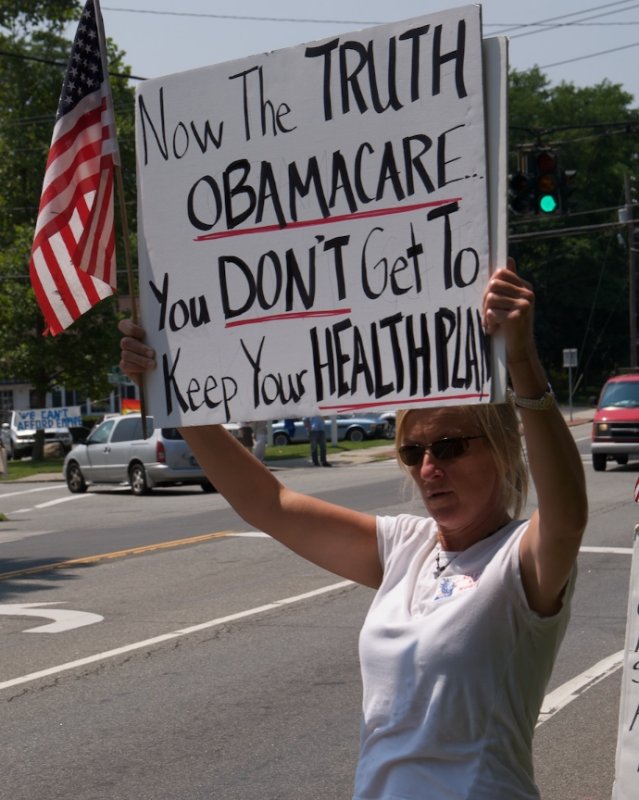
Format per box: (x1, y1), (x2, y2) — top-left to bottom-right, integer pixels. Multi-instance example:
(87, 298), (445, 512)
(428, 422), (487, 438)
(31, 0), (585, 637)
(560, 169), (577, 214)
(508, 171), (533, 216)
(532, 149), (561, 215)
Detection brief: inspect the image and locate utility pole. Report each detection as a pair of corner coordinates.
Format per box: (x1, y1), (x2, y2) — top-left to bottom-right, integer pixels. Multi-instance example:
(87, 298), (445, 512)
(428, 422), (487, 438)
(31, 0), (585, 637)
(624, 174), (637, 368)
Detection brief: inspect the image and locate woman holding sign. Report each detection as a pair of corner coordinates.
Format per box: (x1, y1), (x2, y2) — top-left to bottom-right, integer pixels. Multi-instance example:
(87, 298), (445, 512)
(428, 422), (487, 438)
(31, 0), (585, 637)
(119, 261), (587, 800)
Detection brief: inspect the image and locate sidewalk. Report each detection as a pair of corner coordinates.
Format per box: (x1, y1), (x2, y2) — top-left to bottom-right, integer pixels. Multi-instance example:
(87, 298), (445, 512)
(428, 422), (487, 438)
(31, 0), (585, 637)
(2, 406), (594, 482)
(325, 404), (594, 468)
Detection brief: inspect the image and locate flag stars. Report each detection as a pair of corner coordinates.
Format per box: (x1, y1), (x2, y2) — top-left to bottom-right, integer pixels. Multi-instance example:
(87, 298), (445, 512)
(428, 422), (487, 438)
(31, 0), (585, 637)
(55, 0), (104, 120)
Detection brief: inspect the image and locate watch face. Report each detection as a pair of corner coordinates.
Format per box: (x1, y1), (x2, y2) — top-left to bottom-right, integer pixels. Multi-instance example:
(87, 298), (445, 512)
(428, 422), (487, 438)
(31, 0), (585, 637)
(539, 393), (555, 409)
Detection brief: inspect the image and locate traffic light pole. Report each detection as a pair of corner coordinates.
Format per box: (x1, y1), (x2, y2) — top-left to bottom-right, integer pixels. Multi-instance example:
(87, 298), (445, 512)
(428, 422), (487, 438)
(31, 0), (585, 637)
(625, 174), (637, 369)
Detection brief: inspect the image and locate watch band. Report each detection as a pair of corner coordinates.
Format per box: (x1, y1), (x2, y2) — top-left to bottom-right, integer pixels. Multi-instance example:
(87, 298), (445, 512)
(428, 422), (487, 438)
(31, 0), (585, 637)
(512, 383), (555, 411)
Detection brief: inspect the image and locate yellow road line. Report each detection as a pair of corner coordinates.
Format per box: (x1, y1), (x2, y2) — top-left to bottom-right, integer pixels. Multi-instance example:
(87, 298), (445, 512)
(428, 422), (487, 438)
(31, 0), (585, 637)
(0, 531), (233, 581)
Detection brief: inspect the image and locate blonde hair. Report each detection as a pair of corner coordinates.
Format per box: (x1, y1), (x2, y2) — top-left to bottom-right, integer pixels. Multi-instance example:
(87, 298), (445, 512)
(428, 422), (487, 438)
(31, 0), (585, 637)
(395, 399), (528, 519)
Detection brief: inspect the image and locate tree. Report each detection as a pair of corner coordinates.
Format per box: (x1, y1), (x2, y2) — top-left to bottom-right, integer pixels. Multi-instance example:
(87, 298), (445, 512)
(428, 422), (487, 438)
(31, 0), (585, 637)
(0, 1), (137, 456)
(507, 67), (639, 396)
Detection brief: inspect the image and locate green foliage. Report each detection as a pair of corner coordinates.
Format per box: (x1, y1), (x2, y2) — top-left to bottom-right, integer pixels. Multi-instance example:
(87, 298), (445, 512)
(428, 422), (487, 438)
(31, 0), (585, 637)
(0, 2), (136, 408)
(508, 68), (639, 388)
(0, 1), (81, 33)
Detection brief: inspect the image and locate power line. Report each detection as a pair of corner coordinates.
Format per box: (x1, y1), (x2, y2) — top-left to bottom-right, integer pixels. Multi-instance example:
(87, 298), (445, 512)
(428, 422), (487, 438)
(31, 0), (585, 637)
(509, 20), (639, 26)
(541, 40), (639, 68)
(95, 3), (639, 81)
(100, 1), (639, 31)
(1, 6), (638, 89)
(101, 7), (382, 26)
(488, 0), (638, 36)
(509, 218), (627, 241)
(0, 48), (145, 81)
(508, 1), (639, 38)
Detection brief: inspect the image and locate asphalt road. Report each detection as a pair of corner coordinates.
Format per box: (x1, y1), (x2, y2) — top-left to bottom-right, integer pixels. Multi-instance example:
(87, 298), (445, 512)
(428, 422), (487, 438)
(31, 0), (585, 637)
(0, 421), (635, 799)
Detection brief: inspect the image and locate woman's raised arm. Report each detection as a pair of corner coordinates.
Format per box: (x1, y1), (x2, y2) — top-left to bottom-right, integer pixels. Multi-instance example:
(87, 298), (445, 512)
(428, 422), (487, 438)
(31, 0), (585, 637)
(118, 319), (382, 588)
(483, 262), (588, 615)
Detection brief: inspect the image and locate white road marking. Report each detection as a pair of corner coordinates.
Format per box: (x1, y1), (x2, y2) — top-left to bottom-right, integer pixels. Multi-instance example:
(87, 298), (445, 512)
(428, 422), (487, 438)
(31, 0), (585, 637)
(0, 602), (103, 633)
(0, 486), (64, 500)
(0, 530), (53, 544)
(0, 572), (627, 732)
(537, 651), (624, 727)
(0, 501), (630, 721)
(34, 495), (94, 510)
(9, 493), (93, 514)
(0, 580), (354, 692)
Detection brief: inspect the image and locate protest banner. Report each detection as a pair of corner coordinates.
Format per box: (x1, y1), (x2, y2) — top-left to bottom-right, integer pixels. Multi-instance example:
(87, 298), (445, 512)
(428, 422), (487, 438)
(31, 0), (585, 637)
(612, 525), (639, 799)
(135, 3), (506, 426)
(13, 407), (82, 431)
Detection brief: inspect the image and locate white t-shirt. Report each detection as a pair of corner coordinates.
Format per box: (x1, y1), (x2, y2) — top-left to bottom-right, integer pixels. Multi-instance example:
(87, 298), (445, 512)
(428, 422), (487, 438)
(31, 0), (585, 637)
(354, 515), (575, 800)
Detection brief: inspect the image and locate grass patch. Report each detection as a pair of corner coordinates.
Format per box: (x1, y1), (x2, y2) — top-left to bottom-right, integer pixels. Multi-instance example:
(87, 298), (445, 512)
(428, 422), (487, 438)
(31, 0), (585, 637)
(2, 457), (65, 480)
(264, 437), (393, 462)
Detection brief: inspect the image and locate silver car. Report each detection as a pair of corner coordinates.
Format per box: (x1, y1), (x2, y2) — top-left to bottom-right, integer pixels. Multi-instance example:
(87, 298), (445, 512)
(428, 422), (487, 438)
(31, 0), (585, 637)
(63, 414), (225, 495)
(270, 414), (388, 446)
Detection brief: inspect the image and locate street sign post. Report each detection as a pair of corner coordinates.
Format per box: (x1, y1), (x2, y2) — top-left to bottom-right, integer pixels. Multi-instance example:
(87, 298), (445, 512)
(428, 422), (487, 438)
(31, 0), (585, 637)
(563, 348), (578, 421)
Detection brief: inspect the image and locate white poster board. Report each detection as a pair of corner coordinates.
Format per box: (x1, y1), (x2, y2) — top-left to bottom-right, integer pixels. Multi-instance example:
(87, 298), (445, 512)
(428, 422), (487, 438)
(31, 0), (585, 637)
(612, 526), (639, 800)
(136, 4), (505, 426)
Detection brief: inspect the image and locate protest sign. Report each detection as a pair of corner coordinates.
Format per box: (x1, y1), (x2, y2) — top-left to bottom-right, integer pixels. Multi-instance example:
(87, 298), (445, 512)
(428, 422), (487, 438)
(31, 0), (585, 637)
(136, 4), (505, 426)
(612, 526), (639, 799)
(13, 407), (82, 431)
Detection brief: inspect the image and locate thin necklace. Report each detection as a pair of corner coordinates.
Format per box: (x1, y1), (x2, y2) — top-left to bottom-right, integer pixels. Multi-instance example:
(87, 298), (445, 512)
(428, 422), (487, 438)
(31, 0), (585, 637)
(433, 544), (460, 577)
(432, 518), (511, 578)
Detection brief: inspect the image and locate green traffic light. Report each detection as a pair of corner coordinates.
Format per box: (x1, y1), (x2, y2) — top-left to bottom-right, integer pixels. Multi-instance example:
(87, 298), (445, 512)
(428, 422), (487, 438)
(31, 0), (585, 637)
(539, 194), (558, 214)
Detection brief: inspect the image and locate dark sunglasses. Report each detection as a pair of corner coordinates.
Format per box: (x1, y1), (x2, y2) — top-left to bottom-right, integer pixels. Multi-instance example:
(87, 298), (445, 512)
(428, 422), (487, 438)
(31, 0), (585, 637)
(397, 435), (485, 466)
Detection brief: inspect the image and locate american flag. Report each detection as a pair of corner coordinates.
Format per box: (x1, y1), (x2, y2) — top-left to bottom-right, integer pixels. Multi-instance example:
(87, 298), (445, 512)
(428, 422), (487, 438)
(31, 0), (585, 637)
(29, 0), (119, 336)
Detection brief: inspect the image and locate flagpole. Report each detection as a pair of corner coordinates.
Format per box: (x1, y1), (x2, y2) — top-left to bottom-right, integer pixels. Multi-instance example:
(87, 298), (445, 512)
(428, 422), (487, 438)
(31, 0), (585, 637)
(94, 0), (149, 437)
(114, 162), (149, 437)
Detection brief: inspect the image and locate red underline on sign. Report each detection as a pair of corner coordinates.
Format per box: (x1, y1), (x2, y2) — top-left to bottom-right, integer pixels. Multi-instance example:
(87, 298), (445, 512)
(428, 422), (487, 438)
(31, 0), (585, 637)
(319, 392), (490, 413)
(225, 307), (352, 328)
(194, 198), (463, 242)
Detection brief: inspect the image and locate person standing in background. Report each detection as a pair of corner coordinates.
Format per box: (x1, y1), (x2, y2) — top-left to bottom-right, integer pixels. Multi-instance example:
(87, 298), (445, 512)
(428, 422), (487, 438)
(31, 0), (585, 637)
(0, 437), (7, 478)
(253, 420), (268, 463)
(303, 415), (331, 467)
(237, 422), (254, 452)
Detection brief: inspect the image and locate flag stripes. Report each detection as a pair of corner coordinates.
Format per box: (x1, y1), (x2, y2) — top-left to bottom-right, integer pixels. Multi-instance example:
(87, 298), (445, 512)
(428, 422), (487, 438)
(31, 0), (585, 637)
(28, 0), (118, 336)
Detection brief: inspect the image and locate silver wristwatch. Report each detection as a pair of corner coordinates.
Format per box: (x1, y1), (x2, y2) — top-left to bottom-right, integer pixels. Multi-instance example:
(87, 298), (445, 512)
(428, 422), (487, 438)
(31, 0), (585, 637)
(512, 383), (555, 411)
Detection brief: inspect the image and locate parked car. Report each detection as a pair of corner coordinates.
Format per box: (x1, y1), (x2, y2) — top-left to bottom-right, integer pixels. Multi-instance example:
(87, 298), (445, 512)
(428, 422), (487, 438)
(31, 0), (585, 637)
(63, 414), (238, 495)
(270, 414), (388, 446)
(357, 411), (397, 439)
(591, 373), (639, 471)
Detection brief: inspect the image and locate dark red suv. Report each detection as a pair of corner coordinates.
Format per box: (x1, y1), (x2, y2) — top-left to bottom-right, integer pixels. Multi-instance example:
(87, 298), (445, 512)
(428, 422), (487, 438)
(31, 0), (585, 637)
(591, 373), (639, 471)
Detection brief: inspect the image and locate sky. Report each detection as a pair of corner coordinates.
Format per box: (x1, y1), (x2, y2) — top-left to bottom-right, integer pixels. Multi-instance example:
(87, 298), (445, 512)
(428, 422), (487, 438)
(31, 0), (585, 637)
(96, 0), (639, 105)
